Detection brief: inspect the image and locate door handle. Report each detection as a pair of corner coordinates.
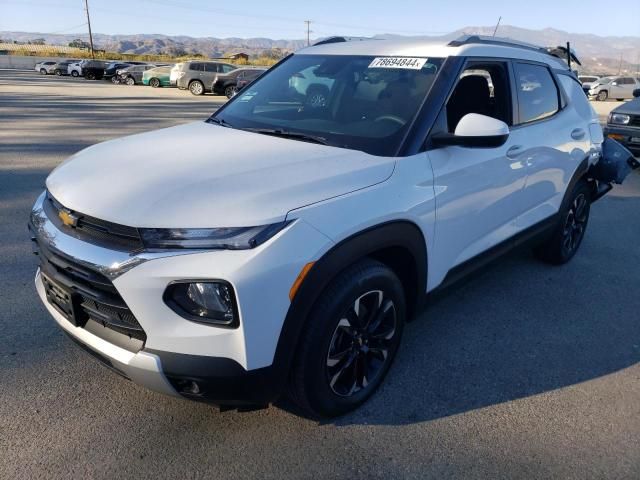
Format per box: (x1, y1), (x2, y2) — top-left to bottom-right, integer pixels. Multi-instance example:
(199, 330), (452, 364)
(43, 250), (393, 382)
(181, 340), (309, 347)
(571, 128), (586, 140)
(506, 145), (524, 158)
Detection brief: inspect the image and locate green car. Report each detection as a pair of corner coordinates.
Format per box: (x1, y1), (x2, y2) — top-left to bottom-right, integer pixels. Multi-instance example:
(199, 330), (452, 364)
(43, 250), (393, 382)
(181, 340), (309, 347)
(142, 66), (172, 87)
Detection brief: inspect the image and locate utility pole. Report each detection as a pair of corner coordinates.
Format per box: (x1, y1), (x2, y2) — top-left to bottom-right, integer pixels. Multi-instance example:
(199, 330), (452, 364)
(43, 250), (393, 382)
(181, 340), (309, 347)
(304, 20), (312, 46)
(617, 52), (623, 74)
(84, 0), (95, 59)
(492, 16), (502, 37)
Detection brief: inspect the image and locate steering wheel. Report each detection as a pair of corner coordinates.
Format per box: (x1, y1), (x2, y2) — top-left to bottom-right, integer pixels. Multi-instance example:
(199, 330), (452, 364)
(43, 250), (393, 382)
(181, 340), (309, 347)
(373, 115), (406, 127)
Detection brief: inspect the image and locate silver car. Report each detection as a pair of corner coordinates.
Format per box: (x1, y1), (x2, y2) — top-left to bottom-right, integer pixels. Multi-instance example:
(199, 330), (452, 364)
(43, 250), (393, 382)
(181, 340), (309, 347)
(35, 61), (57, 75)
(588, 76), (640, 101)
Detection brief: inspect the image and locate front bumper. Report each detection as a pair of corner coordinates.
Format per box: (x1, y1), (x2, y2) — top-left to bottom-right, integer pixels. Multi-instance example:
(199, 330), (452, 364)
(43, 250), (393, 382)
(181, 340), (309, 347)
(29, 191), (332, 406)
(603, 125), (640, 156)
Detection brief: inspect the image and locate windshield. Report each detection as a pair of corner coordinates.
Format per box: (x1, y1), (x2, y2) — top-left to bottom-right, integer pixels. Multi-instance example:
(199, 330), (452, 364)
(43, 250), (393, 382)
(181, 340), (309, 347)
(213, 54), (443, 156)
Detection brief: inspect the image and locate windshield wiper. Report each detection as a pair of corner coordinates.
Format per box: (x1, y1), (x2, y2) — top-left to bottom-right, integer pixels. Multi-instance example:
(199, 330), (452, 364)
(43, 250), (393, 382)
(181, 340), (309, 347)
(243, 128), (329, 146)
(207, 117), (234, 128)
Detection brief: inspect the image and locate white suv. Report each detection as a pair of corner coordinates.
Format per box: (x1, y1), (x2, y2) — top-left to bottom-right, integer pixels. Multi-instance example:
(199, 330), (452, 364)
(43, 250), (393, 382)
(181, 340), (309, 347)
(30, 36), (620, 418)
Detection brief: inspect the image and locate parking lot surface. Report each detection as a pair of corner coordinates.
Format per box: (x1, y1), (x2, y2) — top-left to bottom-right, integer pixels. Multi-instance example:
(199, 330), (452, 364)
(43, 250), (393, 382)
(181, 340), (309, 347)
(1, 70), (639, 479)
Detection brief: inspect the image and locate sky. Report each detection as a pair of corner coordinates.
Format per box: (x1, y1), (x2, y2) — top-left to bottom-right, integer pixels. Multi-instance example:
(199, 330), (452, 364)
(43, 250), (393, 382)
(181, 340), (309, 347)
(1, 0), (639, 39)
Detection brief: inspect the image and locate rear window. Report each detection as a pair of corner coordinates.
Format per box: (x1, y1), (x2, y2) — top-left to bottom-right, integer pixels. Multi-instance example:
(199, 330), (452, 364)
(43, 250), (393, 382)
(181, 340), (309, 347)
(514, 63), (559, 124)
(189, 63), (203, 72)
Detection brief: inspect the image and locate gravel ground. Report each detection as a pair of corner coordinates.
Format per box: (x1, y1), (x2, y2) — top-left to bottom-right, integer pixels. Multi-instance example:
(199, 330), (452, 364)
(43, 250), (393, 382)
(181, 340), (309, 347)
(1, 70), (639, 479)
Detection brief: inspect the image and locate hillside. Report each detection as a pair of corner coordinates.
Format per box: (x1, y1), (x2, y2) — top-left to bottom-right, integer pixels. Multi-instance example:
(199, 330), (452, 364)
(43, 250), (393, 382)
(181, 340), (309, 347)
(1, 25), (638, 74)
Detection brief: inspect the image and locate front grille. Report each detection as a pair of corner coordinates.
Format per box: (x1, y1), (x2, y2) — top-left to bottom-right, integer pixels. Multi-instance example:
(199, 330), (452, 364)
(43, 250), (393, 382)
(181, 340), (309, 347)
(628, 115), (640, 128)
(37, 240), (147, 347)
(44, 192), (144, 252)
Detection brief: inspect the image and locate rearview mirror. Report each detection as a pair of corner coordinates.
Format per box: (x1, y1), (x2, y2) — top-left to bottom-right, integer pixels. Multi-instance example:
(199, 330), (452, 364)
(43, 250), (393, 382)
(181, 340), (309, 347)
(432, 113), (510, 148)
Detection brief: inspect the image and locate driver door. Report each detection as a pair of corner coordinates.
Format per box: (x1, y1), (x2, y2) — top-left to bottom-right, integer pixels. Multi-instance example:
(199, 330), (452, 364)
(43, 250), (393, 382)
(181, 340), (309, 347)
(427, 60), (529, 278)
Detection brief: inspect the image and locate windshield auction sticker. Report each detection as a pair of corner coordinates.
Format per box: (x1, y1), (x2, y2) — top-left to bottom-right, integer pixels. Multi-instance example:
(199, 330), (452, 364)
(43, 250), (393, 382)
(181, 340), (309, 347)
(368, 57), (428, 69)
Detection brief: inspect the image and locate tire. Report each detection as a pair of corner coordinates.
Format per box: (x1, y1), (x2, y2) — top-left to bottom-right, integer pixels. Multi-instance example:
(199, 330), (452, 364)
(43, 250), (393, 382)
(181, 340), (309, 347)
(189, 80), (204, 95)
(616, 98), (624, 101)
(288, 258), (406, 418)
(111, 76), (120, 84)
(54, 69), (62, 76)
(149, 77), (160, 88)
(597, 90), (608, 101)
(534, 180), (591, 265)
(85, 72), (95, 80)
(39, 68), (47, 75)
(71, 70), (79, 77)
(125, 76), (135, 86)
(224, 85), (236, 98)
(305, 85), (329, 108)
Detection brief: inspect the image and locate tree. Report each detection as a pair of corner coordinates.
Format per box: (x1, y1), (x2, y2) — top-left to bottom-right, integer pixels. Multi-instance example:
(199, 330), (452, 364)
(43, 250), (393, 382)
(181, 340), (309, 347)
(30, 38), (46, 45)
(69, 39), (90, 49)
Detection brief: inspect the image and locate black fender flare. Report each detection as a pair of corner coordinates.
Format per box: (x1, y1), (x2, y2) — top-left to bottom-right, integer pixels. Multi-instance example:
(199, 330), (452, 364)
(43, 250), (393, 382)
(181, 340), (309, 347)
(268, 221), (428, 396)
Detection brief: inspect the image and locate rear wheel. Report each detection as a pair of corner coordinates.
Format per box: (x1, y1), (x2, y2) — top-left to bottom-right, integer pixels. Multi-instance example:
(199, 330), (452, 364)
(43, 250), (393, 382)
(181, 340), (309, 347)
(85, 72), (95, 80)
(111, 76), (120, 84)
(125, 76), (135, 86)
(224, 85), (236, 98)
(149, 77), (160, 88)
(71, 70), (79, 77)
(189, 80), (204, 95)
(39, 68), (47, 75)
(289, 259), (406, 418)
(54, 69), (62, 76)
(534, 180), (591, 265)
(597, 90), (608, 101)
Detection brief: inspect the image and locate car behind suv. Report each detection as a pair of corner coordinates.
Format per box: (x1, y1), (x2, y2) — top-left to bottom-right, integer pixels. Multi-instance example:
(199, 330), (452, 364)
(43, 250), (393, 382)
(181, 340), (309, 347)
(29, 36), (637, 418)
(588, 76), (640, 101)
(171, 61), (237, 95)
(211, 67), (267, 98)
(604, 89), (640, 156)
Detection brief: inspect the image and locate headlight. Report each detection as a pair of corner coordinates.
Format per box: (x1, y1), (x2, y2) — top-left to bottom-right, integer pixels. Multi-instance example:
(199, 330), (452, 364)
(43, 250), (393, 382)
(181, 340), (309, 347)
(164, 281), (237, 326)
(609, 113), (631, 125)
(139, 222), (290, 250)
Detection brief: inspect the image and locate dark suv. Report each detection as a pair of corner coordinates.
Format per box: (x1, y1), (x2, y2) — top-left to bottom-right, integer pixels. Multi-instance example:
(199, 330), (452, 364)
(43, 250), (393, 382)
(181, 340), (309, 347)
(172, 61), (238, 95)
(212, 67), (267, 98)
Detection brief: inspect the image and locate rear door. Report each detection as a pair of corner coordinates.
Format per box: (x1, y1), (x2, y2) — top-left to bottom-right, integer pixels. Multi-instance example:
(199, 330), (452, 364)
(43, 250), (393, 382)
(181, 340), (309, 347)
(202, 63), (219, 88)
(511, 61), (591, 228)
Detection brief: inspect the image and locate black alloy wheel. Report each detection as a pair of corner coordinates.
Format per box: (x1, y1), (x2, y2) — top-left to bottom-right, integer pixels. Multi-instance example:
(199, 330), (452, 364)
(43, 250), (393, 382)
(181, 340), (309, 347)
(326, 290), (398, 397)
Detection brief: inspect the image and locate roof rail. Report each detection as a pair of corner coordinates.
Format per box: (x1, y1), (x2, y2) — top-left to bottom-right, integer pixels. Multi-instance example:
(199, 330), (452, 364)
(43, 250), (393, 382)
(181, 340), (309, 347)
(313, 36), (374, 46)
(448, 35), (581, 67)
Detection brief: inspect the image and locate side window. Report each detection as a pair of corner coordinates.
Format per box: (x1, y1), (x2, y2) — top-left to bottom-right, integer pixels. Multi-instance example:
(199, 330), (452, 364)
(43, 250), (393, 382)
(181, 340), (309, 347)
(189, 63), (203, 72)
(204, 63), (218, 73)
(514, 63), (559, 124)
(445, 62), (512, 133)
(220, 64), (235, 73)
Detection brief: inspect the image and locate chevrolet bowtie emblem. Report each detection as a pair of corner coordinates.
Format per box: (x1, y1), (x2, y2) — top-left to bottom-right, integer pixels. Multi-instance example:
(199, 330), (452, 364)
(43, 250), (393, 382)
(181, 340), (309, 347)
(58, 209), (79, 227)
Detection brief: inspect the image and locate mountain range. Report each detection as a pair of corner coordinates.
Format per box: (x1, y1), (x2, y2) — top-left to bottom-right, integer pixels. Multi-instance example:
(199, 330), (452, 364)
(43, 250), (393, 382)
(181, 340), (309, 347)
(2, 25), (639, 74)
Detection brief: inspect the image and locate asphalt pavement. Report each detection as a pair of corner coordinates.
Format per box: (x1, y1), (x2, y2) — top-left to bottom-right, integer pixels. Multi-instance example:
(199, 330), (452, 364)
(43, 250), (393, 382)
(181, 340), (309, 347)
(0, 70), (639, 479)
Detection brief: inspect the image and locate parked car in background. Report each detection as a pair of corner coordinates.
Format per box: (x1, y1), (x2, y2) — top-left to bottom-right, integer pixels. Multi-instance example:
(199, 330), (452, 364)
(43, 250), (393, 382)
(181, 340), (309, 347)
(234, 68), (267, 94)
(604, 89), (640, 156)
(212, 67), (267, 98)
(117, 64), (159, 86)
(52, 60), (78, 76)
(578, 75), (600, 95)
(83, 60), (108, 80)
(67, 60), (85, 77)
(142, 66), (173, 88)
(35, 61), (57, 75)
(104, 62), (132, 83)
(171, 61), (238, 95)
(588, 76), (640, 101)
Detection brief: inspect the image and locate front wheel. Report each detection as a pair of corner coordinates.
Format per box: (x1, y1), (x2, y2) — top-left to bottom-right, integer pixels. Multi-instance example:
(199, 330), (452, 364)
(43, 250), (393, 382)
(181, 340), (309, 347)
(125, 76), (135, 86)
(149, 77), (160, 88)
(288, 259), (406, 418)
(71, 70), (79, 77)
(534, 180), (591, 265)
(39, 68), (47, 75)
(189, 80), (204, 95)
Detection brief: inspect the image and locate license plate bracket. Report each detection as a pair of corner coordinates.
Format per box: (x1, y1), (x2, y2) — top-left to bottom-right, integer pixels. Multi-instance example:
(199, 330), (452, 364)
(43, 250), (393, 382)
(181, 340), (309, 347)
(42, 273), (83, 326)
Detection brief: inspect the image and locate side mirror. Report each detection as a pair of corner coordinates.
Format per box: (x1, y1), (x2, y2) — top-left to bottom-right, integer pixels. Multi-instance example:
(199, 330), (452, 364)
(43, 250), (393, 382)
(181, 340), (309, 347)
(432, 113), (510, 148)
(633, 88), (640, 98)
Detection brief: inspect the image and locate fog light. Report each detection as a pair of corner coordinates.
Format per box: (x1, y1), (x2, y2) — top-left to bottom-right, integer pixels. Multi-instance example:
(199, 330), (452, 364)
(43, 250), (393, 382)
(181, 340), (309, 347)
(164, 281), (237, 327)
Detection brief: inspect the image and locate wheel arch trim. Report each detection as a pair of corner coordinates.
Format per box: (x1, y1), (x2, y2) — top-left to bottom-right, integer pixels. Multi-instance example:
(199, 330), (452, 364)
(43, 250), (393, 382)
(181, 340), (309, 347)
(269, 220), (427, 394)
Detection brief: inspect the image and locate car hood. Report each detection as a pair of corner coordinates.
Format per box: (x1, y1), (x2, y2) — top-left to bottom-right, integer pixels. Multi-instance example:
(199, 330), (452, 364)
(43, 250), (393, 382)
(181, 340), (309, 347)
(46, 122), (395, 228)
(611, 98), (640, 116)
